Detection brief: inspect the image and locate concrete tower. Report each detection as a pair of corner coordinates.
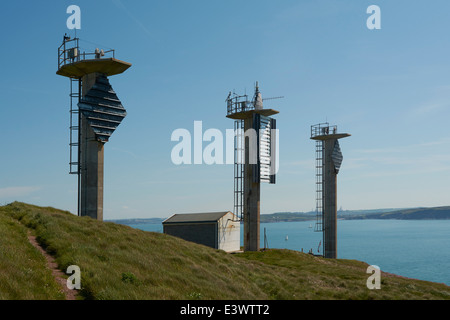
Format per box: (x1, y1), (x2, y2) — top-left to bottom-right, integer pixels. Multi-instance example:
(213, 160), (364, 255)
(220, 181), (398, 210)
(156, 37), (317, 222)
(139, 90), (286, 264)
(57, 37), (131, 220)
(226, 82), (280, 251)
(311, 123), (350, 258)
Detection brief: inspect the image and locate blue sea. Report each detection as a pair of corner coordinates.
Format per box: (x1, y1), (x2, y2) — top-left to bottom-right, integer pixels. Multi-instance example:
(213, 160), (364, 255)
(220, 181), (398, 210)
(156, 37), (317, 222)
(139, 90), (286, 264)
(128, 219), (450, 286)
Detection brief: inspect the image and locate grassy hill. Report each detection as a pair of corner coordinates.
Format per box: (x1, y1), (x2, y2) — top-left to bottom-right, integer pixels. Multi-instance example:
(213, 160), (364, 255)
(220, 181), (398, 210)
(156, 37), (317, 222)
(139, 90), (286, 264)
(0, 202), (449, 300)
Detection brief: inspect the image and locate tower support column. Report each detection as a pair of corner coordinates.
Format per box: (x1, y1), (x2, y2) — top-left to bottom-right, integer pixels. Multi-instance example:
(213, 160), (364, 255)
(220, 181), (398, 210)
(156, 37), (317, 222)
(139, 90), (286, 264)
(243, 116), (260, 252)
(323, 138), (338, 259)
(79, 73), (104, 220)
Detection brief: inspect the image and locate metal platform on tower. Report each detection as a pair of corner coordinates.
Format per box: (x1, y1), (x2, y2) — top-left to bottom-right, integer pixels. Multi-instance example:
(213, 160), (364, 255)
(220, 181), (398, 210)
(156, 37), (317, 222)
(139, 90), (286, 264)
(57, 37), (131, 78)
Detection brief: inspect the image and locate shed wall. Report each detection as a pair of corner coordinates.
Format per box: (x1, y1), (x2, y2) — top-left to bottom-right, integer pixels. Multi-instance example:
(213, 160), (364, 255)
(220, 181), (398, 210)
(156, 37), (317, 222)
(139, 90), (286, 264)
(163, 223), (217, 248)
(218, 213), (241, 252)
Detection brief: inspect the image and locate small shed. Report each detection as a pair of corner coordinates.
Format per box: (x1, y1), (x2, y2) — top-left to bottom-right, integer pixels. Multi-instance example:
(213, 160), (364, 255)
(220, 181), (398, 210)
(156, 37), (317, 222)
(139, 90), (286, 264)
(162, 211), (240, 253)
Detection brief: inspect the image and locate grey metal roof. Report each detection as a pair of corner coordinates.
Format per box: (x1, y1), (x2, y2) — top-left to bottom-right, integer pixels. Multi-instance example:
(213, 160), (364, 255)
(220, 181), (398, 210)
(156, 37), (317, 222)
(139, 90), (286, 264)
(163, 211), (234, 224)
(78, 74), (127, 143)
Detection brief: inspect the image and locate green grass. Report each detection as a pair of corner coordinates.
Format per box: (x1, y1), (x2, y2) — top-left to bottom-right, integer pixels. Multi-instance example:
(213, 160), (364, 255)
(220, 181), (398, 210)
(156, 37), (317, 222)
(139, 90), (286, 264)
(0, 210), (65, 299)
(0, 202), (449, 300)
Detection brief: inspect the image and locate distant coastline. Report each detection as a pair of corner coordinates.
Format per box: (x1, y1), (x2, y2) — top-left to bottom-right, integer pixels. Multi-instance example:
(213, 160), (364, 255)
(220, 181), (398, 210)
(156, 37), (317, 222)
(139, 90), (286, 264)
(261, 206), (450, 223)
(109, 206), (450, 225)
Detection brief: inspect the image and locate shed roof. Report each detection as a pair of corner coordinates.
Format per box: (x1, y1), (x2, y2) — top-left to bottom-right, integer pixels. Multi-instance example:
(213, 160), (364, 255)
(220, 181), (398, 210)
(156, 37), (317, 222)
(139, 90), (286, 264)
(163, 211), (235, 224)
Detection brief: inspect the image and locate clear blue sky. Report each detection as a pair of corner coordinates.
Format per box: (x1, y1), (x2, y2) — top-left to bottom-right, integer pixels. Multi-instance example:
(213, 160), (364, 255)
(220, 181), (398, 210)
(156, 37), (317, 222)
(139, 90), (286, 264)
(1, 1), (449, 219)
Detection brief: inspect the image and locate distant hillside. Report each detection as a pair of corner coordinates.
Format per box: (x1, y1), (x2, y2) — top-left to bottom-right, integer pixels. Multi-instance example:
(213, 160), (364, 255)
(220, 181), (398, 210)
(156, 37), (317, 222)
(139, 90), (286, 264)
(109, 217), (165, 225)
(260, 207), (450, 222)
(109, 206), (450, 225)
(260, 212), (315, 223)
(259, 208), (408, 222)
(1, 202), (449, 300)
(344, 207), (450, 220)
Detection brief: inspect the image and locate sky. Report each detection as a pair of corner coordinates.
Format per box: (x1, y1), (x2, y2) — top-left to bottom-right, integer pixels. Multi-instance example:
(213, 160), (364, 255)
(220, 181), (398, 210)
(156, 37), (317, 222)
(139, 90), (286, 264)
(0, 0), (450, 219)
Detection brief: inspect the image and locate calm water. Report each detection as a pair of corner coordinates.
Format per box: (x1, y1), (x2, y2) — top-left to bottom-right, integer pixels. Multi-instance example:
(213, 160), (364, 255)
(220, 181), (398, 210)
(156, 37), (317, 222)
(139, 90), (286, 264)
(129, 220), (450, 286)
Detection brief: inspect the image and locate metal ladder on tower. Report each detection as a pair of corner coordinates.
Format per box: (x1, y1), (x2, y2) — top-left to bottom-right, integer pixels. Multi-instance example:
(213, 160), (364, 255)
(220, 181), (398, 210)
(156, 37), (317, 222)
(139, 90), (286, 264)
(234, 119), (245, 221)
(314, 140), (324, 232)
(69, 77), (82, 217)
(69, 78), (81, 175)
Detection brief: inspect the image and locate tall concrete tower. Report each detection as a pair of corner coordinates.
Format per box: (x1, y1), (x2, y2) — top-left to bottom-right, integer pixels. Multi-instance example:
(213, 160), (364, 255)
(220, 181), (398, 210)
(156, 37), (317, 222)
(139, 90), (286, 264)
(311, 123), (350, 258)
(57, 36), (131, 220)
(226, 82), (280, 251)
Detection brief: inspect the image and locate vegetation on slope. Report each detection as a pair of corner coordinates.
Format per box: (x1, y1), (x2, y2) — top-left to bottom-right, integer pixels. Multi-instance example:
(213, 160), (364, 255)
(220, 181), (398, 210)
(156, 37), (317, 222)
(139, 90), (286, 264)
(0, 202), (449, 300)
(0, 212), (65, 299)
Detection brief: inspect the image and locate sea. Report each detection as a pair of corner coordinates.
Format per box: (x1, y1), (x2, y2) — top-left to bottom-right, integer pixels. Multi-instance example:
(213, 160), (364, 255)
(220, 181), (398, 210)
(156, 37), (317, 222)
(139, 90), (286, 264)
(128, 219), (450, 286)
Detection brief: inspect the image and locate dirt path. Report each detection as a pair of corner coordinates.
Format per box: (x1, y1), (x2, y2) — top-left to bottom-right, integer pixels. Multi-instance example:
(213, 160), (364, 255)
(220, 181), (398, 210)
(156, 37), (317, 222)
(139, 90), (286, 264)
(27, 231), (78, 300)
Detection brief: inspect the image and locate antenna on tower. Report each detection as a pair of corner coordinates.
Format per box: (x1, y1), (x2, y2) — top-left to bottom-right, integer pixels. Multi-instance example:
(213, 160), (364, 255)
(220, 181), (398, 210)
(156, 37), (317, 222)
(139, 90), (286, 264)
(263, 96), (284, 101)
